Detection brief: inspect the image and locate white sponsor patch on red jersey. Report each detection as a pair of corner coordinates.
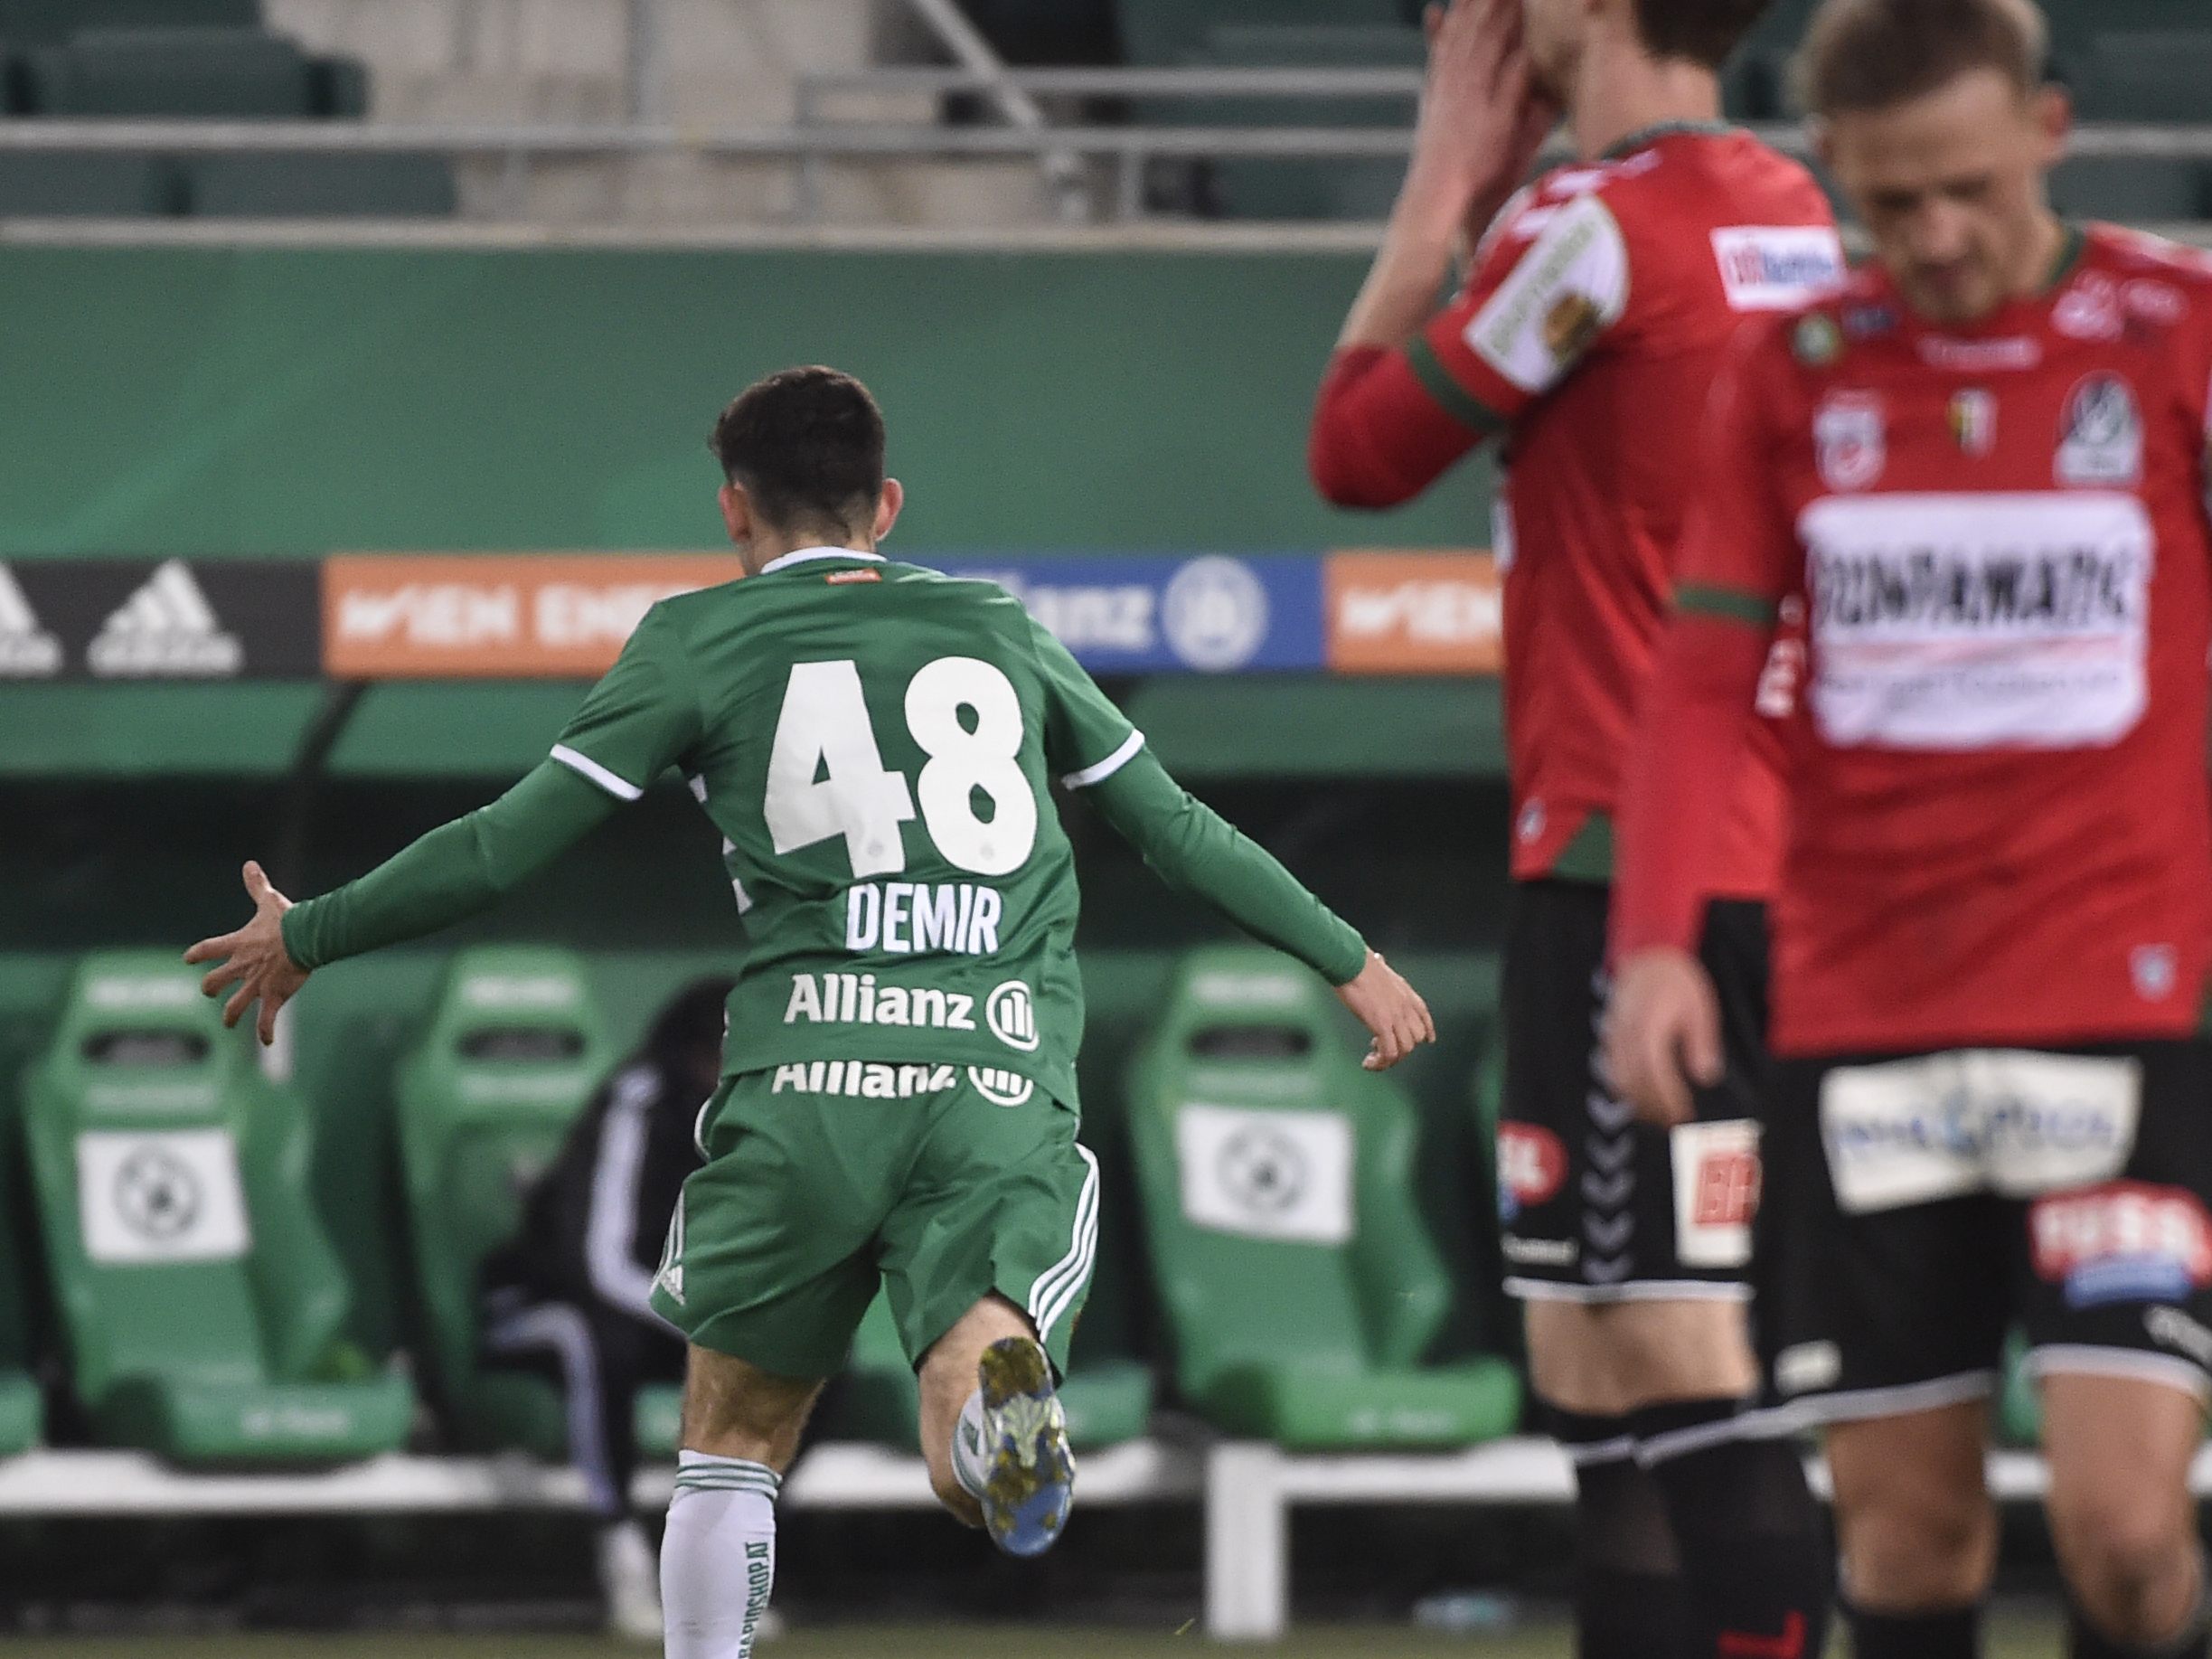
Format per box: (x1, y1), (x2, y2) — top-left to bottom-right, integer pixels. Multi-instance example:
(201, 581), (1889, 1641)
(1710, 225), (1847, 312)
(1803, 492), (2153, 749)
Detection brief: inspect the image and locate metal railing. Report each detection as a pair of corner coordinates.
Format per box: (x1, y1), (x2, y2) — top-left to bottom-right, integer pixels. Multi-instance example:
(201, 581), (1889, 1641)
(0, 64), (2209, 233)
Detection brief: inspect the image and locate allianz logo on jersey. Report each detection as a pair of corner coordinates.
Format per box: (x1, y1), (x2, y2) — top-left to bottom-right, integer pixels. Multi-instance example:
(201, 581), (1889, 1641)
(783, 973), (1041, 1052)
(845, 881), (1003, 957)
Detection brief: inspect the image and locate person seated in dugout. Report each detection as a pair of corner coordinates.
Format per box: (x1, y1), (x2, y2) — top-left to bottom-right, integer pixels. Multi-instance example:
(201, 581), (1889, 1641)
(477, 976), (734, 1644)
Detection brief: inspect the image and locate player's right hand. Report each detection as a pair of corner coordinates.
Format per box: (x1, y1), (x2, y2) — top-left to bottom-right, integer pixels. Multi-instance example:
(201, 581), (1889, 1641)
(1409, 0), (1559, 219)
(1335, 950), (1437, 1071)
(1605, 948), (1723, 1128)
(184, 859), (309, 1047)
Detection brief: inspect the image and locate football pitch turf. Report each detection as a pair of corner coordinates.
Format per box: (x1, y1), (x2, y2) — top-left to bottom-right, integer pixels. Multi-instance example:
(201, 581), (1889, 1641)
(0, 1620), (2063, 1656)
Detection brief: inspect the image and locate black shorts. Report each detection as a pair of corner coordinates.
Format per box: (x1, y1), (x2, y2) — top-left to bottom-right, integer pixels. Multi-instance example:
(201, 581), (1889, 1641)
(1759, 1040), (2212, 1422)
(1498, 878), (1771, 1302)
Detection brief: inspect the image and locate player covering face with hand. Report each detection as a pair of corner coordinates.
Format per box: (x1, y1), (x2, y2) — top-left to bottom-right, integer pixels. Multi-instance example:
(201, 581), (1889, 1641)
(1609, 2), (2212, 1655)
(1311, 0), (1840, 1654)
(186, 366), (1432, 1659)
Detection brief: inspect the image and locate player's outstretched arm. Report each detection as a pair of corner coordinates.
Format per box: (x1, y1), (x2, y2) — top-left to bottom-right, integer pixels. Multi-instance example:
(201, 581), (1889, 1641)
(184, 759), (618, 1042)
(1082, 749), (1435, 1070)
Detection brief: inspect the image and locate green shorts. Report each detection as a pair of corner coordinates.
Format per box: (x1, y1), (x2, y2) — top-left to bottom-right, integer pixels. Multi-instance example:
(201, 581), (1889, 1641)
(648, 1059), (1098, 1381)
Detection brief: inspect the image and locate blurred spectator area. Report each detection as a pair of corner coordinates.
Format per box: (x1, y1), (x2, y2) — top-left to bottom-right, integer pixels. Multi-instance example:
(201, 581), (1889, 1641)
(0, 0), (2205, 229)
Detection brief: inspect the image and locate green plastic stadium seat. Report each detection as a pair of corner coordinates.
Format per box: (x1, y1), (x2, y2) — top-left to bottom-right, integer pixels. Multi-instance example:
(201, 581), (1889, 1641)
(828, 1249), (1160, 1448)
(19, 951), (412, 1464)
(2049, 156), (2207, 224)
(0, 1095), (45, 1456)
(307, 52), (368, 118)
(395, 947), (679, 1458)
(0, 0), (257, 42)
(1998, 1334), (2042, 1448)
(1162, 23), (1421, 222)
(1115, 0), (1407, 68)
(184, 155), (457, 219)
(2070, 33), (2212, 126)
(0, 153), (181, 215)
(24, 26), (313, 118)
(1127, 947), (1522, 1448)
(823, 1293), (926, 1450)
(822, 1292), (1155, 1452)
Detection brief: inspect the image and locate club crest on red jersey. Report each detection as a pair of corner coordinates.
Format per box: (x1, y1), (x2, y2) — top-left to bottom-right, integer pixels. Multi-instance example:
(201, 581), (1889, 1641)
(1948, 389), (1997, 457)
(2056, 373), (2143, 487)
(1814, 391), (1886, 492)
(2053, 273), (2123, 342)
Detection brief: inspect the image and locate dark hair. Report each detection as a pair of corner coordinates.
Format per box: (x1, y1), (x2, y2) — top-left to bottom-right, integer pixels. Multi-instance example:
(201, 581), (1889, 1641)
(1797, 0), (2047, 117)
(1633, 0), (1773, 71)
(708, 365), (886, 538)
(644, 976), (736, 1069)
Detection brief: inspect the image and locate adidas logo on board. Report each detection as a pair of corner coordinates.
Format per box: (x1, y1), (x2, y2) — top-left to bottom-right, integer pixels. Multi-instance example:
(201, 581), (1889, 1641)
(0, 565), (60, 676)
(89, 561), (241, 677)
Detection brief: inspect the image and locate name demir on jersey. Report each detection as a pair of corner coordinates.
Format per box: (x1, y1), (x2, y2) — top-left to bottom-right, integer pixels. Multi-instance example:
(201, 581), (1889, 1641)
(844, 881), (1003, 956)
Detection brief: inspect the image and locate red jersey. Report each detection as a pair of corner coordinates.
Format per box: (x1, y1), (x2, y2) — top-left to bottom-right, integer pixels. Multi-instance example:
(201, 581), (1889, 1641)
(1616, 224), (2212, 1055)
(1312, 126), (1840, 890)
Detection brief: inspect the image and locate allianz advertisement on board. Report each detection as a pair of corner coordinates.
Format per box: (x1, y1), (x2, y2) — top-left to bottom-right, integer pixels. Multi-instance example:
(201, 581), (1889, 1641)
(0, 551), (1503, 680)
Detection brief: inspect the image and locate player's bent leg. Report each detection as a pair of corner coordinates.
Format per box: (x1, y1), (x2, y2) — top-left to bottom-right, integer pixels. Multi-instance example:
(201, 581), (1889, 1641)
(1529, 1297), (1831, 1658)
(918, 1291), (1075, 1556)
(2039, 1369), (2208, 1655)
(1825, 1400), (1996, 1658)
(664, 1343), (826, 1659)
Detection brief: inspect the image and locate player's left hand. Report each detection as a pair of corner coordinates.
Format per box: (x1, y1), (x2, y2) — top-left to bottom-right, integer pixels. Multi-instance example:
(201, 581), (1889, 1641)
(1604, 947), (1722, 1128)
(1336, 949), (1438, 1070)
(184, 860), (308, 1046)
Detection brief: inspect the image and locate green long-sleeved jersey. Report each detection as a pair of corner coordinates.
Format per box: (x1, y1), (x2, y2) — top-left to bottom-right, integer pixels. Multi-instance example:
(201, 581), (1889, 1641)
(283, 548), (1367, 1107)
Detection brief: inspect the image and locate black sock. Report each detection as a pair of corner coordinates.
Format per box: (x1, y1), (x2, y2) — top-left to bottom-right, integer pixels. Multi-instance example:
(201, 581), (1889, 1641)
(1849, 1604), (1982, 1658)
(1548, 1405), (1690, 1659)
(2069, 1572), (2212, 1659)
(1632, 1399), (1833, 1659)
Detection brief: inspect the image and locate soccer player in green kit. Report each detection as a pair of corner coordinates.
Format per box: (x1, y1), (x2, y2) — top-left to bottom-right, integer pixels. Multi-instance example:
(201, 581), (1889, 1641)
(187, 367), (1435, 1658)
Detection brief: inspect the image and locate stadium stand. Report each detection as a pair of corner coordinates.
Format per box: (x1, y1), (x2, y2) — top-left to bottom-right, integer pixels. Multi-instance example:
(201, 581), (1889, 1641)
(393, 946), (681, 1463)
(19, 951), (414, 1463)
(0, 0), (443, 219)
(1127, 946), (1521, 1449)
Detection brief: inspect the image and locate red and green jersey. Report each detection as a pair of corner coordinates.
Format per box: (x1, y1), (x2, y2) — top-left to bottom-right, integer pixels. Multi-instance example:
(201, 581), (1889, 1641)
(1312, 126), (1840, 890)
(1616, 225), (2212, 1055)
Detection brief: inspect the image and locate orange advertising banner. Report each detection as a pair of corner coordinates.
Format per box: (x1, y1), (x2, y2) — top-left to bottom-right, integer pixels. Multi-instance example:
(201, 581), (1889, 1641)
(322, 554), (744, 679)
(1323, 550), (1502, 675)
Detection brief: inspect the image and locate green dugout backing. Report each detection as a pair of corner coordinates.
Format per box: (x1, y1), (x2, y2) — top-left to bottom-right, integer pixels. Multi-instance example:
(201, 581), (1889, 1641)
(1127, 945), (1520, 1448)
(19, 951), (412, 1463)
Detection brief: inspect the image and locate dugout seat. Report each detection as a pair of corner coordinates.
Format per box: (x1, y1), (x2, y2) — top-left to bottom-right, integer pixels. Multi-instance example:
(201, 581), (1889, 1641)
(0, 1079), (44, 1456)
(395, 947), (681, 1459)
(1127, 947), (1521, 1448)
(18, 952), (411, 1463)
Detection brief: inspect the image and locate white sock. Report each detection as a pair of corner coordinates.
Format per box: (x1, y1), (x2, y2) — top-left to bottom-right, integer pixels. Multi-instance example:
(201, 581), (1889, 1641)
(951, 1387), (990, 1502)
(662, 1450), (779, 1658)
